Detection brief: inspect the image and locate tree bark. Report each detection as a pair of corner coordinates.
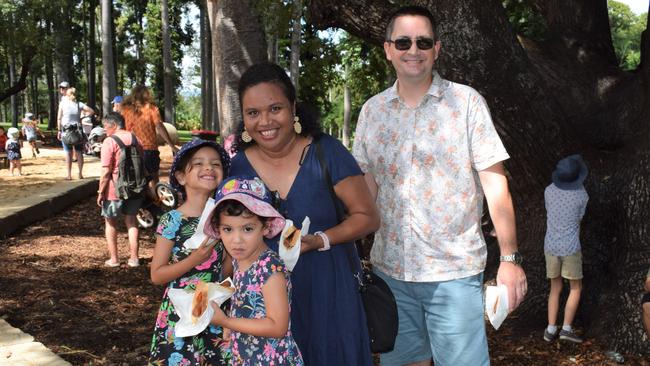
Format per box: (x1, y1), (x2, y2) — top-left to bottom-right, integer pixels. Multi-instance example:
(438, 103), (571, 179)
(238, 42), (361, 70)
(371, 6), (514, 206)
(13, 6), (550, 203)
(101, 0), (117, 115)
(207, 0), (267, 137)
(45, 20), (57, 130)
(88, 0), (97, 109)
(53, 0), (74, 85)
(200, 0), (214, 130)
(309, 0), (650, 354)
(290, 0), (302, 94)
(342, 73), (351, 148)
(161, 0), (175, 125)
(9, 53), (18, 128)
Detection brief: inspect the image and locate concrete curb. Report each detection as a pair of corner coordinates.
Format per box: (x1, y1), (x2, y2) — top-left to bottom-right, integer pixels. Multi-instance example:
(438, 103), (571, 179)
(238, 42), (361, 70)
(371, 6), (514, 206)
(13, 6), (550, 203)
(0, 179), (98, 238)
(0, 319), (71, 365)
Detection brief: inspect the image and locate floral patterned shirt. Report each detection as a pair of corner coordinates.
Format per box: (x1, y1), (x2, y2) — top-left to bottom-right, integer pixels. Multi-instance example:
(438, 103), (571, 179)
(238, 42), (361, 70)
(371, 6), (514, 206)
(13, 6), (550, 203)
(229, 249), (303, 365)
(352, 71), (510, 282)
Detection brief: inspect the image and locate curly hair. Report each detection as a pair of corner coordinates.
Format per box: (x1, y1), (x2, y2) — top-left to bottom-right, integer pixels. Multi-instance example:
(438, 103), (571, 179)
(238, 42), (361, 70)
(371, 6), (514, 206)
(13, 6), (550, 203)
(233, 62), (322, 152)
(122, 85), (154, 114)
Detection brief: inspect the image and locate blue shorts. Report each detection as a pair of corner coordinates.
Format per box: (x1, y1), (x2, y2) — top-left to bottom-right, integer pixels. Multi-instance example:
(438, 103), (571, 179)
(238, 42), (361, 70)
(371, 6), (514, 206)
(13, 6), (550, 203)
(101, 198), (143, 218)
(143, 150), (161, 176)
(375, 270), (489, 366)
(62, 141), (83, 152)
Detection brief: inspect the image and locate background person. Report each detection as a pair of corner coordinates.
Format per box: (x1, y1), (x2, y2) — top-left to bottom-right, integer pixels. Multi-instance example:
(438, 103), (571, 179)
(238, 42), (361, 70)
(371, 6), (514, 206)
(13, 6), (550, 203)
(352, 6), (526, 366)
(149, 139), (231, 365)
(543, 154), (588, 344)
(230, 62), (379, 366)
(21, 112), (45, 158)
(206, 176), (304, 365)
(57, 87), (94, 180)
(97, 112), (143, 268)
(5, 127), (22, 176)
(121, 85), (178, 192)
(112, 96), (123, 113)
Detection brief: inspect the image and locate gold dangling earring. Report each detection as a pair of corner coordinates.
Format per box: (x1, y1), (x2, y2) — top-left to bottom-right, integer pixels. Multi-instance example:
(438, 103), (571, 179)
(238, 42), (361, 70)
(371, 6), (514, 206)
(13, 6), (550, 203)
(293, 115), (302, 134)
(241, 129), (252, 143)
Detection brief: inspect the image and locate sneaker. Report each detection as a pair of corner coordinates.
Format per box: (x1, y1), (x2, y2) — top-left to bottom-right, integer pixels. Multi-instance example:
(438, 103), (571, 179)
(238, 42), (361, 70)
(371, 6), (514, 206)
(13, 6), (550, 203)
(127, 258), (140, 267)
(104, 259), (120, 267)
(543, 329), (558, 342)
(559, 329), (583, 343)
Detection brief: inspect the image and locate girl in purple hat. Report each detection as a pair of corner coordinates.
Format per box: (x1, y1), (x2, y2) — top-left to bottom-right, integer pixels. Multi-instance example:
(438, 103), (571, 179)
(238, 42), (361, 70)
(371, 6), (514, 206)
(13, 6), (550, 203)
(205, 176), (303, 365)
(148, 139), (231, 365)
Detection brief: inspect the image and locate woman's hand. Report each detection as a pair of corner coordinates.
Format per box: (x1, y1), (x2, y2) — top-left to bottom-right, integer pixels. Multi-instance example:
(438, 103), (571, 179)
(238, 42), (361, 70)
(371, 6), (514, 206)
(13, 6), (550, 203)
(300, 234), (324, 254)
(96, 193), (104, 207)
(210, 301), (227, 326)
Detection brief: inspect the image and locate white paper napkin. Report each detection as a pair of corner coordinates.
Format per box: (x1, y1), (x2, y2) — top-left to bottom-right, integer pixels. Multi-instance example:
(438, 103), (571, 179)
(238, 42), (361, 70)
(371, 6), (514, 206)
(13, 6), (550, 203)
(485, 284), (509, 330)
(183, 198), (217, 249)
(168, 278), (235, 337)
(278, 217), (309, 272)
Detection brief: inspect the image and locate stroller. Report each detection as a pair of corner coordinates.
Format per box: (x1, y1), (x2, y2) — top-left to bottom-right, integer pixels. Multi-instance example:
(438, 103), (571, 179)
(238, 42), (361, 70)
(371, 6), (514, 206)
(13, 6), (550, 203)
(136, 182), (179, 228)
(82, 115), (105, 157)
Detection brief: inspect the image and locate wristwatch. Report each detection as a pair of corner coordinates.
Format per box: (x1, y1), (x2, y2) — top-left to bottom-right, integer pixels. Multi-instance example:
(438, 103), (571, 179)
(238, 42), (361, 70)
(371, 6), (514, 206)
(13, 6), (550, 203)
(500, 252), (523, 265)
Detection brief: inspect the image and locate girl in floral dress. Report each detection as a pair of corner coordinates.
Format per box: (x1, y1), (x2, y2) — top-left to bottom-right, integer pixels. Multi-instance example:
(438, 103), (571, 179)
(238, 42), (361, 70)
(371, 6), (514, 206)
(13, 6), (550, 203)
(204, 176), (303, 365)
(148, 139), (231, 366)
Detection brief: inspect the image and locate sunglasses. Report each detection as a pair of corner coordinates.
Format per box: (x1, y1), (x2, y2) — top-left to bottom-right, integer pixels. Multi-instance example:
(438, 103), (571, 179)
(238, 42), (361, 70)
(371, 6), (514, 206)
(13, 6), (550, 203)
(388, 37), (435, 51)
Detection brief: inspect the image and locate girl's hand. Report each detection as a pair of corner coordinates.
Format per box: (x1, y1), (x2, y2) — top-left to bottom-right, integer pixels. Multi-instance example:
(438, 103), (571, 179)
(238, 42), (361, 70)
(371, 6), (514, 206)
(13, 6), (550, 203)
(210, 301), (227, 326)
(189, 237), (217, 266)
(300, 234), (324, 254)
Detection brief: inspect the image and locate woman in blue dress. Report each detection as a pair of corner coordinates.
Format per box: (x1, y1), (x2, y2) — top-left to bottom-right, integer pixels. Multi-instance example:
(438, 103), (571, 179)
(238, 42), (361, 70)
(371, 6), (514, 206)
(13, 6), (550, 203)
(228, 62), (380, 365)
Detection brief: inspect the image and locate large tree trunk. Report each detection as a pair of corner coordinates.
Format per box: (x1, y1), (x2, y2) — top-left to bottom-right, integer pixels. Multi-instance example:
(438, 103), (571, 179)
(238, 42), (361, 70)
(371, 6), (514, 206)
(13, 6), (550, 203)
(309, 0), (650, 355)
(342, 69), (351, 148)
(53, 0), (74, 85)
(88, 0), (97, 109)
(207, 0), (267, 137)
(9, 53), (18, 128)
(161, 0), (175, 125)
(45, 20), (57, 130)
(101, 0), (117, 115)
(200, 0), (215, 131)
(290, 0), (302, 94)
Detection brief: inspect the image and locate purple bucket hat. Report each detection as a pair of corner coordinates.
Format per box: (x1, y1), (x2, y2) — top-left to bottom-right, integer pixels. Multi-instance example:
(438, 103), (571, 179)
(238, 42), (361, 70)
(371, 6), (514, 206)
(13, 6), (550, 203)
(203, 176), (285, 240)
(169, 139), (231, 199)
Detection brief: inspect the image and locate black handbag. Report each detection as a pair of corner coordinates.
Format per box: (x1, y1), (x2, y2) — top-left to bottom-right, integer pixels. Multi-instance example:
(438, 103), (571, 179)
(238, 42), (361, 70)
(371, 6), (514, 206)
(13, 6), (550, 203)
(314, 136), (399, 354)
(62, 124), (83, 146)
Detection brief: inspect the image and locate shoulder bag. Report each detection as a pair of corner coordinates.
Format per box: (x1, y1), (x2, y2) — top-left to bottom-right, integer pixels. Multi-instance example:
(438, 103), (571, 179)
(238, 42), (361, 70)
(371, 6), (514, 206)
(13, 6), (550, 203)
(313, 135), (399, 354)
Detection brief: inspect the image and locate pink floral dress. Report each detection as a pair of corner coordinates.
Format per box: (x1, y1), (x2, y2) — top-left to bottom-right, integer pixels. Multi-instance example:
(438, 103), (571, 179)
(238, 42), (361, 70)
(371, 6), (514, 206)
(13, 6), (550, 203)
(148, 210), (230, 366)
(229, 249), (303, 365)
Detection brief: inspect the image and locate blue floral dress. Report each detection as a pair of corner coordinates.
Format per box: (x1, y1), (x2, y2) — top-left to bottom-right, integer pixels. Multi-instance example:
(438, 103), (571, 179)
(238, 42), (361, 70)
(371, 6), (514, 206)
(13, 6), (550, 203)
(6, 140), (21, 161)
(148, 210), (230, 366)
(229, 249), (303, 365)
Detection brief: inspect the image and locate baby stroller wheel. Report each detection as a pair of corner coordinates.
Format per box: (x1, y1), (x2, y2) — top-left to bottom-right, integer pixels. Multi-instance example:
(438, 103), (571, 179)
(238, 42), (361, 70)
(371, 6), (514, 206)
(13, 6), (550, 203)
(137, 208), (156, 228)
(156, 183), (178, 208)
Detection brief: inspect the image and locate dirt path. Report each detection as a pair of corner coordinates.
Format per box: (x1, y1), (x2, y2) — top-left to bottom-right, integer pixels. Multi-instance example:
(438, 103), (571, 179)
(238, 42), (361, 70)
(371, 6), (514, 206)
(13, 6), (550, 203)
(0, 145), (174, 206)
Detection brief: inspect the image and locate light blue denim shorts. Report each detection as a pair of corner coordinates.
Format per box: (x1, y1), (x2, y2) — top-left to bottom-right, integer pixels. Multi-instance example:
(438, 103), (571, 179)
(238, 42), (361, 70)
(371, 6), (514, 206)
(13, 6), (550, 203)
(375, 270), (490, 366)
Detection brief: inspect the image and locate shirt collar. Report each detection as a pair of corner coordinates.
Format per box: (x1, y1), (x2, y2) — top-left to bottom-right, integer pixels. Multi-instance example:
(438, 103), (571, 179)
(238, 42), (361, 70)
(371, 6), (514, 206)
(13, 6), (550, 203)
(386, 71), (446, 105)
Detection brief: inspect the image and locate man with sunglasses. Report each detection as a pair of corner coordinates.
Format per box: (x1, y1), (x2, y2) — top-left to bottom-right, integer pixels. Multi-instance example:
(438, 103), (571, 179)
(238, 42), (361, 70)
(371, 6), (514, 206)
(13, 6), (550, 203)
(352, 5), (527, 366)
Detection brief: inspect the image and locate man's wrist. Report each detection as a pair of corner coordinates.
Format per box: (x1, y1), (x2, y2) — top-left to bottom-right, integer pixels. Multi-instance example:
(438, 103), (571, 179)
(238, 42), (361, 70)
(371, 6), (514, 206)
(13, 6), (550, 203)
(499, 251), (523, 265)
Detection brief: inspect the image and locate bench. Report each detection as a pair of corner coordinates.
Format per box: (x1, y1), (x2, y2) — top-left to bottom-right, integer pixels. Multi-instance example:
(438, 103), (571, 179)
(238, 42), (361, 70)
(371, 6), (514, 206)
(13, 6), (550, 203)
(0, 152), (7, 169)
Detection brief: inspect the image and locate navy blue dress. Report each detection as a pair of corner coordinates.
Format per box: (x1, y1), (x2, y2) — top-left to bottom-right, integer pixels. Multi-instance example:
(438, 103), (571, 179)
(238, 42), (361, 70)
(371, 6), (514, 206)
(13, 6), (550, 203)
(6, 141), (21, 161)
(230, 134), (372, 366)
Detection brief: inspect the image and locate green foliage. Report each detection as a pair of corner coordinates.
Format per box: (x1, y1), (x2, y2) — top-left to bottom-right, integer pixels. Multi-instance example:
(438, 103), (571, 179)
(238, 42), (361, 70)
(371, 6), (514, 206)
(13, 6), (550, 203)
(502, 0), (548, 40)
(321, 33), (391, 135)
(142, 0), (194, 108)
(608, 1), (646, 70)
(175, 94), (201, 131)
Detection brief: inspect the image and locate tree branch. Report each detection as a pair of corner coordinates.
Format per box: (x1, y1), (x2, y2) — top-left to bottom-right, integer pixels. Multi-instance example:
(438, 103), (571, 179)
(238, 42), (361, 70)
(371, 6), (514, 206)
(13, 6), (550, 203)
(0, 53), (34, 104)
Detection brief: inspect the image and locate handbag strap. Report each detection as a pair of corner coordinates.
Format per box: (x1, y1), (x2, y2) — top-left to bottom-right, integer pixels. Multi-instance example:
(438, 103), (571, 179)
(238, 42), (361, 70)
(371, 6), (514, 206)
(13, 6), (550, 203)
(313, 134), (365, 290)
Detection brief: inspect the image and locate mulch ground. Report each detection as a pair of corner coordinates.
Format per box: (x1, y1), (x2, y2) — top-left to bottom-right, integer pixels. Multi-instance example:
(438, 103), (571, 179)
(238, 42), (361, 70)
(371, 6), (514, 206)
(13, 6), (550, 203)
(0, 196), (648, 365)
